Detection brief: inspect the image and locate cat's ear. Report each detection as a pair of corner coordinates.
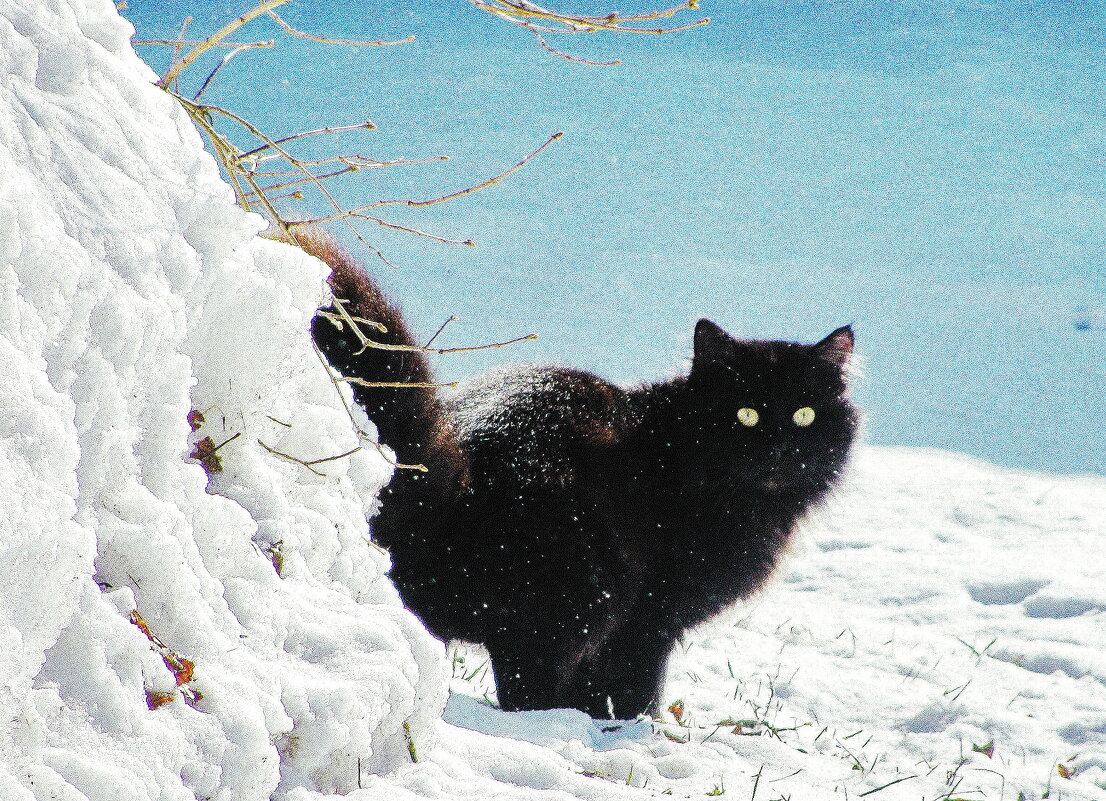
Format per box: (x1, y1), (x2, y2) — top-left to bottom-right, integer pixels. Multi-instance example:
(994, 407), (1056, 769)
(693, 318), (734, 372)
(812, 325), (854, 367)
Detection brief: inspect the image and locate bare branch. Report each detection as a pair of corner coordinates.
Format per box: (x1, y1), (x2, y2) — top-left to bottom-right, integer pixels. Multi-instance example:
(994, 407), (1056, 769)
(170, 17), (193, 79)
(301, 130), (562, 220)
(342, 331), (539, 356)
(159, 0), (290, 89)
(311, 340), (429, 472)
(266, 10), (414, 46)
(424, 316), (459, 348)
(257, 439), (364, 476)
(315, 306), (389, 333)
(337, 377), (460, 390)
(431, 333), (538, 354)
(237, 121), (378, 161)
(194, 41), (274, 100)
(533, 31), (621, 66)
(471, 0), (708, 35)
(348, 216), (475, 246)
(257, 439), (327, 476)
(134, 38), (271, 47)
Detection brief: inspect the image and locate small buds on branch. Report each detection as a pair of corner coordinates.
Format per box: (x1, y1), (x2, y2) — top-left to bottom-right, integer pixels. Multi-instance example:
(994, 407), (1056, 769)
(237, 122), (378, 161)
(469, 0), (709, 65)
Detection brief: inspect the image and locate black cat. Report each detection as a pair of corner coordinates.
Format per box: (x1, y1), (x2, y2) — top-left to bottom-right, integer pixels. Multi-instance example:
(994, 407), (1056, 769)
(307, 234), (860, 719)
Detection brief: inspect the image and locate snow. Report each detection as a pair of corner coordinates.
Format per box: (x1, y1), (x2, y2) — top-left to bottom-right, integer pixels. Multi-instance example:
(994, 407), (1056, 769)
(1, 1), (441, 798)
(0, 1), (1103, 800)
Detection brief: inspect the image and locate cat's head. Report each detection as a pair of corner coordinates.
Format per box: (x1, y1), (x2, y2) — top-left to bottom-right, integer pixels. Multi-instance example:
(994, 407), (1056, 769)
(684, 319), (859, 499)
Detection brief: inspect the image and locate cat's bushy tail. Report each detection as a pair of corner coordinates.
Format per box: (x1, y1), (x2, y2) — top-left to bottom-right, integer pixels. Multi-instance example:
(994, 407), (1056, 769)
(302, 231), (468, 548)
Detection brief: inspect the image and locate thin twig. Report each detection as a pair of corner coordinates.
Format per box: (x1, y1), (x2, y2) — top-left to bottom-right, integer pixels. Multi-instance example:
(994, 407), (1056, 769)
(242, 156), (449, 197)
(256, 439), (364, 476)
(392, 130), (563, 208)
(487, 0), (703, 25)
(311, 340), (428, 472)
(267, 10), (415, 46)
(321, 309), (536, 355)
(257, 439), (327, 476)
(134, 38), (270, 47)
(337, 377), (460, 390)
(315, 306), (388, 333)
(472, 0), (708, 35)
(350, 215), (475, 246)
(249, 153), (447, 170)
(303, 446), (362, 466)
(194, 41), (274, 100)
(237, 121), (378, 160)
(159, 0), (290, 89)
(424, 316), (459, 348)
(431, 333), (538, 353)
(306, 131), (564, 226)
(533, 31), (621, 65)
(169, 17), (193, 82)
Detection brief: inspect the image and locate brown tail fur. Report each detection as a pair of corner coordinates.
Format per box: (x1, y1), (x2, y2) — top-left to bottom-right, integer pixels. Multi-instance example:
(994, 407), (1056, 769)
(301, 230), (468, 550)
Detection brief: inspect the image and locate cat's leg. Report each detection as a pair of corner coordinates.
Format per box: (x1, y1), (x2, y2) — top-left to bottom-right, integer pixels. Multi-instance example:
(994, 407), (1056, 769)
(486, 635), (583, 712)
(580, 624), (678, 720)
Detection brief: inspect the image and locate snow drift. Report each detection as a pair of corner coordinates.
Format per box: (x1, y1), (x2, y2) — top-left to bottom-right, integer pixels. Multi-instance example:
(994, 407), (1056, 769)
(0, 1), (443, 798)
(2, 1), (1105, 800)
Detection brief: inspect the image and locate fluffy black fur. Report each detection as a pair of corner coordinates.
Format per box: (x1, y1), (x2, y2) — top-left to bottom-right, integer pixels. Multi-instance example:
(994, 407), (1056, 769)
(307, 234), (860, 719)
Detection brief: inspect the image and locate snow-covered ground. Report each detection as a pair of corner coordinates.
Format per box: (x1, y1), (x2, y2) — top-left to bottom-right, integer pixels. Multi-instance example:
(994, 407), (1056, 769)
(1, 1), (1103, 800)
(442, 448), (1106, 800)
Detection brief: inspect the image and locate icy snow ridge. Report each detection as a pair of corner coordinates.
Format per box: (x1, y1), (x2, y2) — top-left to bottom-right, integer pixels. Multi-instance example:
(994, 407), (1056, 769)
(0, 1), (443, 799)
(2, 0), (1105, 800)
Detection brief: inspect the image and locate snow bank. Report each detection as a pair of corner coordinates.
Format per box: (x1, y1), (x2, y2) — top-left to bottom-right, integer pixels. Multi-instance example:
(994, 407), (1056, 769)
(0, 1), (444, 798)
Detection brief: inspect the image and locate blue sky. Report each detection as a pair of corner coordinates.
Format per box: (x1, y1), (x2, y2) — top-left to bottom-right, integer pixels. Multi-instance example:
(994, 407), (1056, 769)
(124, 0), (1104, 475)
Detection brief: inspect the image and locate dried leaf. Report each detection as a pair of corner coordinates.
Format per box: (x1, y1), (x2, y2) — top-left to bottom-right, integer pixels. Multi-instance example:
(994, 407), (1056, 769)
(145, 690), (175, 710)
(189, 435), (223, 474)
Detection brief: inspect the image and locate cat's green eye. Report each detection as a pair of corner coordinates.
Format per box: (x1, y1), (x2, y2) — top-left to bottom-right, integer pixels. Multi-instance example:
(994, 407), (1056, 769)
(793, 407), (816, 427)
(737, 407), (759, 427)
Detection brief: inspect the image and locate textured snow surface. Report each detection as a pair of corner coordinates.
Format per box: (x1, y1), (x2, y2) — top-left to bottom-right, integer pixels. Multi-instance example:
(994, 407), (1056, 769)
(1, 1), (1104, 800)
(0, 1), (443, 798)
(445, 449), (1106, 800)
